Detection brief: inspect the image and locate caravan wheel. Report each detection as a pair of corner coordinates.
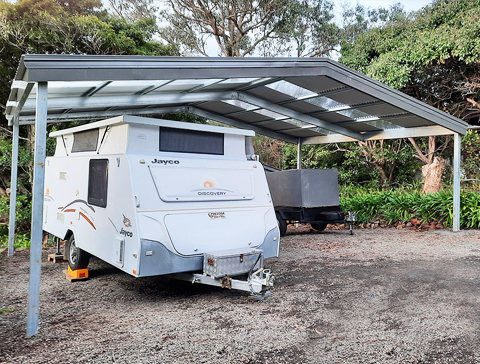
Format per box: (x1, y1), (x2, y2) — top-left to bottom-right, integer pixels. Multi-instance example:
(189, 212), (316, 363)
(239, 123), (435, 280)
(311, 223), (327, 231)
(66, 235), (90, 270)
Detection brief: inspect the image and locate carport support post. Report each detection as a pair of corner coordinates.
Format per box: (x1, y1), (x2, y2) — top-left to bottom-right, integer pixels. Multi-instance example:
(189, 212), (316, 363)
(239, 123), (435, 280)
(26, 82), (48, 337)
(8, 121), (20, 256)
(453, 133), (461, 232)
(297, 139), (302, 169)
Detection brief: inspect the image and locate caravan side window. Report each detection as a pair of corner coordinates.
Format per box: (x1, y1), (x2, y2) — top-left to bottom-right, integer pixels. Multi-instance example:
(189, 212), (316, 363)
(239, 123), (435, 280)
(72, 129), (99, 153)
(88, 159), (109, 208)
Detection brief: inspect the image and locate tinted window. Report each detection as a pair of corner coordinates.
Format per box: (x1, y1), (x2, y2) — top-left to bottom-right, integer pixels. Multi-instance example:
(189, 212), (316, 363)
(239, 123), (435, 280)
(88, 159), (108, 208)
(159, 127), (224, 155)
(72, 129), (99, 153)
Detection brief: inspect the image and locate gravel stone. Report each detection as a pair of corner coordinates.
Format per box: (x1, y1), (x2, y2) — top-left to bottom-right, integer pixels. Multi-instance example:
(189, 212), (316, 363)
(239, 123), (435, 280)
(1, 227), (480, 363)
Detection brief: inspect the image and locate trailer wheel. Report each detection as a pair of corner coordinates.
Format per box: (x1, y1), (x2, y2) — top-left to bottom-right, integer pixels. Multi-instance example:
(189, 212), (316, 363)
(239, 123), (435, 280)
(276, 213), (287, 237)
(66, 235), (90, 270)
(311, 223), (327, 231)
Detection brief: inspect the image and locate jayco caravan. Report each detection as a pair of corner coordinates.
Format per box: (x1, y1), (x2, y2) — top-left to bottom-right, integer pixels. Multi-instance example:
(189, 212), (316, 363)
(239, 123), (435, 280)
(43, 115), (278, 296)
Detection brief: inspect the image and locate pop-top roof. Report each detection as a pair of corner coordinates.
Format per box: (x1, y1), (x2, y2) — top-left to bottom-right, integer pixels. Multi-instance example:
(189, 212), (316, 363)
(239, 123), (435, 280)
(49, 115), (255, 138)
(6, 55), (468, 144)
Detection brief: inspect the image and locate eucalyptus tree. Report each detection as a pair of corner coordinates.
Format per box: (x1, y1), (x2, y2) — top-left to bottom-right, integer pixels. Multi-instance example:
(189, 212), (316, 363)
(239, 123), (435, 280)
(157, 0), (339, 57)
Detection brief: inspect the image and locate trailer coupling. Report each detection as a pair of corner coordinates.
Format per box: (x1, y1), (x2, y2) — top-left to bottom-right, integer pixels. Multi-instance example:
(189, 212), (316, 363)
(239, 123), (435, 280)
(172, 268), (275, 300)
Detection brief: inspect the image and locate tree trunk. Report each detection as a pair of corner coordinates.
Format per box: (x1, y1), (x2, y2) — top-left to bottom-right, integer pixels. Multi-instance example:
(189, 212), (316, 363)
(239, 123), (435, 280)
(421, 156), (446, 194)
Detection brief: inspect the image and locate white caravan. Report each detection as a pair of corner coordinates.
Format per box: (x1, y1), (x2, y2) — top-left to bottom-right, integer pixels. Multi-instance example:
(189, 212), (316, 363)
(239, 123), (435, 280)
(43, 115), (278, 297)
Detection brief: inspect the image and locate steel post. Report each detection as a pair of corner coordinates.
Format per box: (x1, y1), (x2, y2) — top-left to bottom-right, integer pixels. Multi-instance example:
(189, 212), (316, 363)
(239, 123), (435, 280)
(453, 133), (461, 232)
(26, 82), (48, 337)
(7, 122), (20, 256)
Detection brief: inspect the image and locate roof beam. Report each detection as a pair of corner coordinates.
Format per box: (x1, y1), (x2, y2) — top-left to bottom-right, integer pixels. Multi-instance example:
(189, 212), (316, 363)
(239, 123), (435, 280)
(187, 106), (297, 144)
(21, 91), (236, 112)
(302, 125), (455, 145)
(237, 92), (365, 141)
(18, 106), (188, 124)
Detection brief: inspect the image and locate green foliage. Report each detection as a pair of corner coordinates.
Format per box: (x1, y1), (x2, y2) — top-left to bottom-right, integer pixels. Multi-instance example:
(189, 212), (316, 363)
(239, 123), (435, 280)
(340, 188), (480, 229)
(0, 0), (177, 126)
(0, 194), (32, 232)
(461, 130), (480, 179)
(340, 0), (480, 118)
(283, 140), (420, 188)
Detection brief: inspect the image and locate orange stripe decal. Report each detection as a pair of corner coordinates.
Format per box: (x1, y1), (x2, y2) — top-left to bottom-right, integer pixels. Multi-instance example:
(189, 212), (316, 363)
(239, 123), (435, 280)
(79, 212), (96, 230)
(64, 209), (76, 213)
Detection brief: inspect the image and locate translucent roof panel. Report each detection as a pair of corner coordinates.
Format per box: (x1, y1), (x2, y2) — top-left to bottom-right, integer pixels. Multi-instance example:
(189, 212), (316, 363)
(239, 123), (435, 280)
(266, 80), (318, 100)
(306, 96), (347, 111)
(45, 81), (100, 98)
(223, 100), (259, 112)
(95, 81), (167, 95)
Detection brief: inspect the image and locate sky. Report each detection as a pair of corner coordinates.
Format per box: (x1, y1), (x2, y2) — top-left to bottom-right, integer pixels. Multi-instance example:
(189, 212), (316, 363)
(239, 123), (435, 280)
(338, 0), (434, 13)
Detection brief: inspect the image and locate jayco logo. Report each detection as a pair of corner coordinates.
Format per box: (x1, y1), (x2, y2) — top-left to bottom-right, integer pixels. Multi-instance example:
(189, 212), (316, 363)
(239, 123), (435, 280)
(120, 228), (133, 238)
(151, 159), (180, 165)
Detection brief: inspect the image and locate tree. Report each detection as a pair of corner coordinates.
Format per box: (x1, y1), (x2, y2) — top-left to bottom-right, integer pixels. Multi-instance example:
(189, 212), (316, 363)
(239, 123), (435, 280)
(340, 0), (480, 193)
(0, 0), (177, 125)
(283, 140), (419, 188)
(157, 0), (338, 57)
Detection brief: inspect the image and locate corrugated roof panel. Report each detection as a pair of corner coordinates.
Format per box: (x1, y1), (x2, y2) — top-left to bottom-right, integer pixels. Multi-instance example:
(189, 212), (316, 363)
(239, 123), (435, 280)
(231, 112), (271, 123)
(197, 101), (245, 115)
(341, 122), (382, 132)
(386, 115), (436, 128)
(94, 80), (163, 95)
(327, 89), (379, 105)
(311, 112), (352, 123)
(254, 120), (301, 131)
(285, 100), (326, 114)
(246, 87), (294, 104)
(288, 128), (326, 137)
(285, 75), (346, 93)
(355, 103), (406, 117)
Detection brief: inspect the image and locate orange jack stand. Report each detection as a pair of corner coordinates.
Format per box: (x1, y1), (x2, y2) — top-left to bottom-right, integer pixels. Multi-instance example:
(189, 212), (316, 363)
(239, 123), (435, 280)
(63, 266), (89, 282)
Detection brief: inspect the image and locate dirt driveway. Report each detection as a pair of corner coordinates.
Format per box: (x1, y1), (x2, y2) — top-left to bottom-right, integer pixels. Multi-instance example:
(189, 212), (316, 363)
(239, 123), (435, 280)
(1, 227), (480, 363)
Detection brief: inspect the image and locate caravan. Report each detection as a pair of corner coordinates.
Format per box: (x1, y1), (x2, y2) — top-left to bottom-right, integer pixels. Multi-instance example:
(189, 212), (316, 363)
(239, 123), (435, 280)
(43, 115), (278, 296)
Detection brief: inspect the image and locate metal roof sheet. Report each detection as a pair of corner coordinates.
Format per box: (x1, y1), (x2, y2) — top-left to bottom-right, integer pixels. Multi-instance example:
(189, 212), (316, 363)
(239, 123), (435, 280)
(6, 55), (469, 144)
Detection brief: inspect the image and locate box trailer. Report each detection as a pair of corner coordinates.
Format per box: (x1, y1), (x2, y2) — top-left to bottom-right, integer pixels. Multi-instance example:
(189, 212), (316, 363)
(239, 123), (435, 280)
(43, 115), (278, 297)
(266, 169), (347, 236)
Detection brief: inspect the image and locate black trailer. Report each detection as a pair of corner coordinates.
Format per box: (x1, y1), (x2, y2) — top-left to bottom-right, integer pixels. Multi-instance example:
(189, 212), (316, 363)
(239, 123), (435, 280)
(266, 169), (346, 236)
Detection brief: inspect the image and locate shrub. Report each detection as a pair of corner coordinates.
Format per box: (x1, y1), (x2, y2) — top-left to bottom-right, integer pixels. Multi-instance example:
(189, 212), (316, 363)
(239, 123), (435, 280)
(340, 188), (480, 228)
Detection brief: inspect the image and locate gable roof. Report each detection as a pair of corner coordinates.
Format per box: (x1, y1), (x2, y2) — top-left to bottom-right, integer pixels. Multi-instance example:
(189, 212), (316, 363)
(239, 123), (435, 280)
(6, 55), (468, 144)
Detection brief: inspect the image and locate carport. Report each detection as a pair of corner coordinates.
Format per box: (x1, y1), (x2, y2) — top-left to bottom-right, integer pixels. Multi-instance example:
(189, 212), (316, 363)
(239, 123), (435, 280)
(5, 55), (469, 336)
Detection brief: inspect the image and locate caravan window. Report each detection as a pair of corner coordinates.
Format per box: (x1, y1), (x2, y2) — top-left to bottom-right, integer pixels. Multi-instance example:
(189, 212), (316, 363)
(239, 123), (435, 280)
(88, 159), (109, 208)
(159, 127), (224, 155)
(72, 129), (99, 153)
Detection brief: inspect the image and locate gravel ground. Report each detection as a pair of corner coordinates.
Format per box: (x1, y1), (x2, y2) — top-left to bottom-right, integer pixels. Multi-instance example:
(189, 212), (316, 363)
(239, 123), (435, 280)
(1, 225), (480, 363)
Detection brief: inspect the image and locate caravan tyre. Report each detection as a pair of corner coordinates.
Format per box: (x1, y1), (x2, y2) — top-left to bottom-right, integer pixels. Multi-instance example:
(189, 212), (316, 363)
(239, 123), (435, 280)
(276, 213), (287, 237)
(66, 235), (90, 270)
(311, 223), (327, 231)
